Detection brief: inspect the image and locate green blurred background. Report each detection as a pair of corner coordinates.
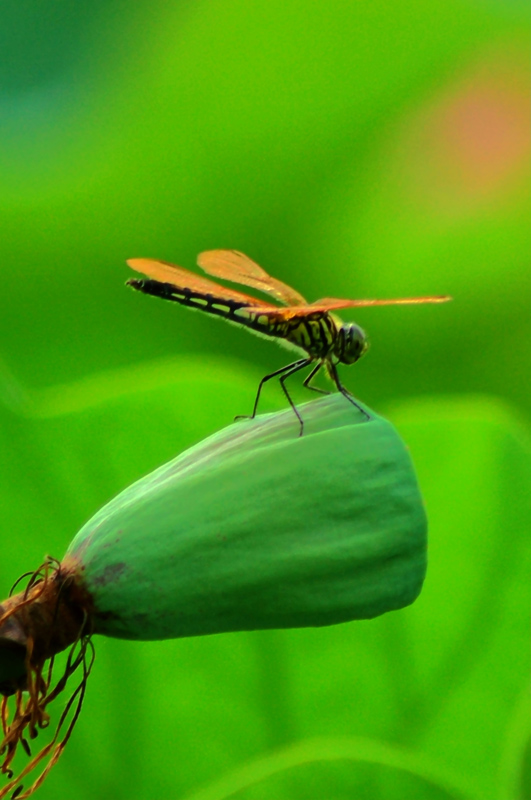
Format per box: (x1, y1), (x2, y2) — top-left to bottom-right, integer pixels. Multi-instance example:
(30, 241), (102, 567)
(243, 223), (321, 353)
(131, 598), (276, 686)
(0, 1), (529, 799)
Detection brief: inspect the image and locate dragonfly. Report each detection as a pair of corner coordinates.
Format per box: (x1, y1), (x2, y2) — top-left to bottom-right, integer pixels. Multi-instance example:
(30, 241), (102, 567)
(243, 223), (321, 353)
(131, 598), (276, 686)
(126, 250), (451, 434)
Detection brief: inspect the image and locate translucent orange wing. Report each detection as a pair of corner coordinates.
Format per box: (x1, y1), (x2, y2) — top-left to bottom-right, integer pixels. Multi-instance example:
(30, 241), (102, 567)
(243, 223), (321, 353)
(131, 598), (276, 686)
(127, 258), (269, 307)
(197, 250), (307, 306)
(237, 294), (452, 318)
(307, 294), (452, 311)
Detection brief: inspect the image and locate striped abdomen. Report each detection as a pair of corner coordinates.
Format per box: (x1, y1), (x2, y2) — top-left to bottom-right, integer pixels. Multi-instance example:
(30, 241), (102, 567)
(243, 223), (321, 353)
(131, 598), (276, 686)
(127, 278), (338, 359)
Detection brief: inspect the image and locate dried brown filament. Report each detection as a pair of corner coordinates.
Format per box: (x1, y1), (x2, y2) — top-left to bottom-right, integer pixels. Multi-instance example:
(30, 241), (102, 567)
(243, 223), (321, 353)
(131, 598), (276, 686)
(0, 558), (93, 799)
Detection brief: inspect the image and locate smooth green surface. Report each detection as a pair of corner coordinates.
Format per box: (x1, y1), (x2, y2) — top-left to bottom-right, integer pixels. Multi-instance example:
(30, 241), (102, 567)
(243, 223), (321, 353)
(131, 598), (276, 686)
(67, 396), (426, 638)
(0, 1), (529, 798)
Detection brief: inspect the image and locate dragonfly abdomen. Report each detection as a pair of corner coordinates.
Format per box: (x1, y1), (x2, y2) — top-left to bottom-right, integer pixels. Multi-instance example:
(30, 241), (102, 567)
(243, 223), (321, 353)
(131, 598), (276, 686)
(127, 278), (261, 319)
(128, 278), (293, 339)
(128, 278), (339, 358)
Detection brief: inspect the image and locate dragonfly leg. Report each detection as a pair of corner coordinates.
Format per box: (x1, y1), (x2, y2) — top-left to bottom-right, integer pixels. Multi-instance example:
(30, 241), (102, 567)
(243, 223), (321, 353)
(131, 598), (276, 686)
(328, 362), (371, 422)
(278, 358), (315, 436)
(302, 362), (330, 396)
(235, 358), (312, 432)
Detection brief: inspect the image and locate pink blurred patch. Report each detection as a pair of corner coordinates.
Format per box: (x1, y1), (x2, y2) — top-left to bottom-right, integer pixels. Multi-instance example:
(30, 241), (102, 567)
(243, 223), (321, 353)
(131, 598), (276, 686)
(395, 50), (529, 214)
(440, 81), (529, 196)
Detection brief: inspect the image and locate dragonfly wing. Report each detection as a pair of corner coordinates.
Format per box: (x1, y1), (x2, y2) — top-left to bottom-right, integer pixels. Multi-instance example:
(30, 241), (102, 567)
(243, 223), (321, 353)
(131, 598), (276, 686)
(197, 250), (307, 306)
(304, 295), (453, 311)
(236, 294), (451, 319)
(127, 258), (267, 306)
(236, 304), (325, 320)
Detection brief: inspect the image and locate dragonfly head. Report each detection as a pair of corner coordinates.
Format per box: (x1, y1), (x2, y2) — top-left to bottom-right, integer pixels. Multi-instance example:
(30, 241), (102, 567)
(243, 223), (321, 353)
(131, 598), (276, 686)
(337, 323), (369, 365)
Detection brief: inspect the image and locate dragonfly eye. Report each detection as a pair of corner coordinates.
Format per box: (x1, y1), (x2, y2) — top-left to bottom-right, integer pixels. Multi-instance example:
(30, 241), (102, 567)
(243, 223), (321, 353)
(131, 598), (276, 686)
(339, 323), (368, 365)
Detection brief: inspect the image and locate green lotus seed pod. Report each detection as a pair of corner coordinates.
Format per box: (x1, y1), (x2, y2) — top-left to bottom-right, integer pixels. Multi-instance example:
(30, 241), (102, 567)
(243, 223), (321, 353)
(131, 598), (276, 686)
(65, 395), (427, 640)
(0, 394), (428, 796)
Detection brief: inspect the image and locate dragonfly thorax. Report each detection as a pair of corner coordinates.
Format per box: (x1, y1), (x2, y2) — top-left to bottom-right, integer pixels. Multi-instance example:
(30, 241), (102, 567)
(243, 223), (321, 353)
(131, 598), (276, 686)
(335, 322), (368, 365)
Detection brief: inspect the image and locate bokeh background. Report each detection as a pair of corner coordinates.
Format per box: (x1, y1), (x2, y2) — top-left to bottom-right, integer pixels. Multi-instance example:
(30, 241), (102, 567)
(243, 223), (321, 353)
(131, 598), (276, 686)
(0, 2), (529, 799)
